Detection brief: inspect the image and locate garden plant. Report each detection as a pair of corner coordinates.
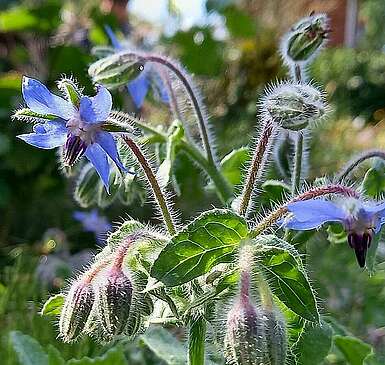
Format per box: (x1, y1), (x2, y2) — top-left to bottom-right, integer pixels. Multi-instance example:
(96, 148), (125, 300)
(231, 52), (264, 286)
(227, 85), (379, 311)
(7, 11), (385, 365)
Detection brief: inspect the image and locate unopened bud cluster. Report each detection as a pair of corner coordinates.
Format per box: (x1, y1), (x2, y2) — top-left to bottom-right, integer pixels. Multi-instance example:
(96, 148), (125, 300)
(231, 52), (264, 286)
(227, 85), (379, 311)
(262, 82), (327, 131)
(58, 237), (145, 342)
(224, 272), (287, 365)
(281, 13), (329, 64)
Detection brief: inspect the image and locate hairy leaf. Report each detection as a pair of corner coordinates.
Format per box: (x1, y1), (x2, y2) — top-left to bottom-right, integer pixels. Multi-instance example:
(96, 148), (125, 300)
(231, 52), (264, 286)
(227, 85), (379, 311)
(140, 326), (186, 365)
(151, 209), (248, 286)
(255, 235), (319, 322)
(294, 321), (333, 365)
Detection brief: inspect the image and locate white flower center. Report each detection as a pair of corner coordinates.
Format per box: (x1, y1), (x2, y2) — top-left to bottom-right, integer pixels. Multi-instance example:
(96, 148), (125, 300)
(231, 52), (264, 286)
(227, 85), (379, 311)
(66, 113), (100, 145)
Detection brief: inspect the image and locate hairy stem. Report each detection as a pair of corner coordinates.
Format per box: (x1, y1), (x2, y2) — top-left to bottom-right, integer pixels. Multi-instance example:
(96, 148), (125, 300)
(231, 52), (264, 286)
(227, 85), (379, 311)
(336, 149), (385, 182)
(122, 136), (176, 235)
(144, 55), (216, 167)
(188, 315), (207, 365)
(249, 184), (359, 237)
(238, 120), (276, 216)
(291, 132), (304, 195)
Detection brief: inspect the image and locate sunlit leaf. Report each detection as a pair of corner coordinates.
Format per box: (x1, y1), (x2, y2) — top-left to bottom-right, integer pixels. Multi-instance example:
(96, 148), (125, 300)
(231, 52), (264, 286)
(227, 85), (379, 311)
(254, 235), (319, 322)
(151, 209), (248, 286)
(40, 294), (64, 316)
(220, 147), (248, 188)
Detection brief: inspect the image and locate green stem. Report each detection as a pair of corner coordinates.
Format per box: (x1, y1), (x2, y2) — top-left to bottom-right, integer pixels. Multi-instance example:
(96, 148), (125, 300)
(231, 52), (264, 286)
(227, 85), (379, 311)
(134, 119), (232, 204)
(291, 132), (304, 195)
(188, 315), (207, 365)
(145, 55), (216, 168)
(122, 136), (176, 235)
(336, 149), (385, 182)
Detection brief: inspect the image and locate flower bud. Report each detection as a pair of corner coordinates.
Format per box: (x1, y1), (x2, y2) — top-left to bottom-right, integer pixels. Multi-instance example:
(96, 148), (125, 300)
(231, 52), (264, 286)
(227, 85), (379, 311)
(224, 295), (266, 364)
(262, 309), (287, 365)
(59, 279), (94, 342)
(95, 266), (133, 336)
(263, 83), (326, 130)
(88, 51), (144, 89)
(282, 13), (329, 63)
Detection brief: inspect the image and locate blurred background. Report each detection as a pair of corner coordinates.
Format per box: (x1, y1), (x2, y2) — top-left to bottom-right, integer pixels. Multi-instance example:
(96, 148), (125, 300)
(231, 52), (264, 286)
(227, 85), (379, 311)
(2, 0), (385, 364)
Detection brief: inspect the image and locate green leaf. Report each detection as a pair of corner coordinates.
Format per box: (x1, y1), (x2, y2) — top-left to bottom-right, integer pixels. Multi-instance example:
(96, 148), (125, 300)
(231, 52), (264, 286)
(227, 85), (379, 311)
(57, 78), (82, 107)
(46, 345), (65, 365)
(97, 167), (121, 208)
(140, 326), (186, 365)
(184, 269), (239, 313)
(151, 209), (248, 286)
(40, 294), (64, 316)
(13, 108), (57, 122)
(260, 180), (291, 205)
(220, 147), (248, 187)
(362, 163), (385, 198)
(294, 321), (333, 365)
(74, 164), (100, 207)
(334, 335), (373, 365)
(275, 298), (305, 346)
(67, 347), (127, 365)
(254, 235), (319, 322)
(10, 331), (48, 365)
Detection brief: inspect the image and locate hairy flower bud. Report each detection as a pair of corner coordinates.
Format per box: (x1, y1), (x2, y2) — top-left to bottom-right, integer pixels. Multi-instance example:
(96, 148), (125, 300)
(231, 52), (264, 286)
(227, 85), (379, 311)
(224, 297), (266, 364)
(59, 279), (94, 342)
(88, 51), (144, 88)
(262, 309), (287, 365)
(263, 83), (326, 130)
(282, 13), (329, 63)
(95, 266), (133, 336)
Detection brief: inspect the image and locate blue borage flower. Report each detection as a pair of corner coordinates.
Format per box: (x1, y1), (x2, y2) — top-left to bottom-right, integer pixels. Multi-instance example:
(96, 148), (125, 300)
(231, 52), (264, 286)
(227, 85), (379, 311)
(104, 25), (169, 108)
(73, 209), (112, 245)
(282, 197), (385, 267)
(15, 76), (129, 191)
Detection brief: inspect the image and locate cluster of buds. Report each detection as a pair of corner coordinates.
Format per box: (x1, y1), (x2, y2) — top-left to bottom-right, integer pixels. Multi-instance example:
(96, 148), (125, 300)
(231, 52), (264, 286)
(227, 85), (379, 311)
(262, 82), (327, 131)
(281, 13), (330, 65)
(224, 248), (287, 365)
(58, 234), (147, 342)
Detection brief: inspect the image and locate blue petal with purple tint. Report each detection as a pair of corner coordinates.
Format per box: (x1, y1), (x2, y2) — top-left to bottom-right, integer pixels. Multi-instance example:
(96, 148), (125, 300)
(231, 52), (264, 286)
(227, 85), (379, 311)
(95, 131), (126, 171)
(79, 86), (112, 124)
(22, 76), (76, 120)
(284, 199), (348, 230)
(85, 143), (110, 191)
(104, 25), (123, 50)
(127, 72), (150, 108)
(17, 120), (67, 149)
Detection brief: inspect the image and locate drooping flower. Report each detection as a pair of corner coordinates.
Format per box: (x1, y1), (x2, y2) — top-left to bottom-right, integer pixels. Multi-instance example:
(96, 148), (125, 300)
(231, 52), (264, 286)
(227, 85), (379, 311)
(104, 25), (169, 108)
(281, 198), (385, 267)
(15, 76), (129, 191)
(73, 209), (112, 245)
